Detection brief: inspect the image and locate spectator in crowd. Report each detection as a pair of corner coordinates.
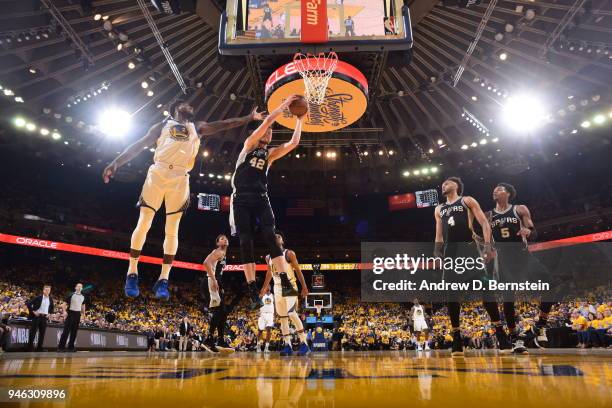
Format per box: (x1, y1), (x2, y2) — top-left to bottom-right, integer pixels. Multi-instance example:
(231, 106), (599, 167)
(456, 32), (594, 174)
(179, 317), (192, 351)
(0, 312), (10, 352)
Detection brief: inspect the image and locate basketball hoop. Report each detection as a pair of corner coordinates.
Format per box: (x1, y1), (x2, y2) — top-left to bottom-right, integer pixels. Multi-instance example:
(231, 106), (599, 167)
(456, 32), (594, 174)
(293, 52), (338, 105)
(313, 299), (324, 317)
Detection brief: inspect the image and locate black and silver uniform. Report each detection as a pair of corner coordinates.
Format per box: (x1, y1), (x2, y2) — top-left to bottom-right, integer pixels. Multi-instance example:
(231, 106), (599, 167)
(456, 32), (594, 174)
(231, 147), (270, 195)
(438, 197), (473, 243)
(490, 205), (525, 245)
(214, 255), (227, 281)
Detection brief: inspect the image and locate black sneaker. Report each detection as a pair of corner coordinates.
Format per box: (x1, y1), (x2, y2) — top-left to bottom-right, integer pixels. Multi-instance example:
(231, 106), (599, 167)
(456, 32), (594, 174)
(495, 327), (512, 354)
(451, 331), (463, 356)
(203, 338), (219, 353)
(279, 273), (299, 297)
(247, 282), (264, 311)
(512, 339), (529, 355)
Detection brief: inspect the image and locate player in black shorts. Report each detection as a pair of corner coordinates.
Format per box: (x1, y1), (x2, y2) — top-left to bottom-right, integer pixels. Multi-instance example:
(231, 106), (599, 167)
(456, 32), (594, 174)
(230, 95), (305, 310)
(201, 234), (233, 353)
(491, 183), (553, 350)
(434, 177), (512, 356)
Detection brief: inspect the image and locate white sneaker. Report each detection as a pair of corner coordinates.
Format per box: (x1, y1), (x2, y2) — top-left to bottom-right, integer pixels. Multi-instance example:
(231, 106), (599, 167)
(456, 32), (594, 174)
(417, 344), (423, 351)
(424, 343), (430, 351)
(256, 344), (262, 353)
(264, 345), (270, 353)
(534, 328), (548, 349)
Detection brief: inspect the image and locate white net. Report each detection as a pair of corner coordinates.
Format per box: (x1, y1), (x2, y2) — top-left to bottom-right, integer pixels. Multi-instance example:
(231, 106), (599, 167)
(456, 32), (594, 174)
(292, 52), (339, 105)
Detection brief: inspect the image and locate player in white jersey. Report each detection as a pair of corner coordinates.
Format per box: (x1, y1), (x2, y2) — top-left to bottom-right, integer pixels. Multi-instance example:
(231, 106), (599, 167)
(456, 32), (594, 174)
(257, 287), (275, 353)
(261, 232), (310, 356)
(102, 100), (265, 300)
(410, 299), (430, 351)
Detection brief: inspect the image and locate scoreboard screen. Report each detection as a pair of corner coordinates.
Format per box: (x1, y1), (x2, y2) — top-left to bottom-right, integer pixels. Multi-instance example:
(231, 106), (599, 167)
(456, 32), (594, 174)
(197, 193), (221, 212)
(415, 189), (439, 208)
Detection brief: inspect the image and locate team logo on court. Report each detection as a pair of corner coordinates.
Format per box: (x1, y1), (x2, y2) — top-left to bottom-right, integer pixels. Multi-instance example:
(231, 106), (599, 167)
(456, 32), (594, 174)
(169, 124), (189, 141)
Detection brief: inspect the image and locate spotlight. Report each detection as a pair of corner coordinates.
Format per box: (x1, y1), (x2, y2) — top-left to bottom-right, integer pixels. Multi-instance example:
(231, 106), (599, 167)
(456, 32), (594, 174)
(156, 103), (162, 108)
(492, 137), (499, 142)
(431, 167), (438, 173)
(471, 96), (478, 101)
(499, 52), (508, 60)
(3, 89), (14, 96)
(316, 151), (322, 157)
(97, 108), (132, 138)
(378, 150), (384, 156)
(571, 129), (578, 134)
(163, 110), (169, 116)
(471, 142), (478, 147)
(403, 171), (410, 177)
(25, 123), (36, 131)
(203, 150), (209, 157)
(502, 94), (547, 132)
(94, 14), (102, 21)
(14, 117), (26, 127)
(428, 148), (434, 154)
(29, 68), (37, 74)
(52, 132), (61, 140)
(461, 144), (468, 150)
(147, 90), (154, 97)
(224, 175), (231, 180)
(141, 81), (148, 89)
(102, 15), (109, 20)
(128, 61), (135, 69)
(14, 96), (24, 103)
(295, 153), (300, 158)
(580, 120), (591, 128)
(388, 150), (394, 155)
(363, 151), (369, 156)
(208, 173), (214, 178)
(414, 170), (421, 176)
(480, 139), (487, 145)
(593, 114), (605, 125)
(117, 43), (123, 51)
(422, 168), (429, 175)
(40, 128), (49, 136)
(437, 139), (443, 145)
(199, 173), (204, 177)
(216, 175), (222, 179)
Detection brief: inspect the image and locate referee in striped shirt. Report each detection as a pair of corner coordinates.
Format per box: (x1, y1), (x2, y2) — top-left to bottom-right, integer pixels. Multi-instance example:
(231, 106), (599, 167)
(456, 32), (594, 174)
(58, 283), (88, 352)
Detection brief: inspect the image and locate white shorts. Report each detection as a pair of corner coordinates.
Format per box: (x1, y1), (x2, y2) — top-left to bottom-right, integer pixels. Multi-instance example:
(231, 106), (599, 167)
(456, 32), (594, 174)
(258, 313), (274, 331)
(413, 319), (428, 332)
(274, 287), (297, 317)
(139, 163), (190, 214)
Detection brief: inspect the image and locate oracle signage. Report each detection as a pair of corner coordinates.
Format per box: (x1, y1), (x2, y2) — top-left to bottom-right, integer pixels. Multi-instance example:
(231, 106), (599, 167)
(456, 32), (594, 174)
(15, 237), (58, 249)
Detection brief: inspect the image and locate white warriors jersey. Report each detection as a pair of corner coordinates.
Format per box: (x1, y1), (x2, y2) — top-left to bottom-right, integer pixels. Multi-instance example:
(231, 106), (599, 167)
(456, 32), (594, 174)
(153, 119), (200, 171)
(261, 293), (274, 314)
(267, 250), (297, 288)
(413, 305), (425, 320)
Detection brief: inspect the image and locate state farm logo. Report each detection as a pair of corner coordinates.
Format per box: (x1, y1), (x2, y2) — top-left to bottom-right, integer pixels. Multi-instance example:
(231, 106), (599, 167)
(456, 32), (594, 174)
(16, 237), (58, 249)
(305, 0), (322, 26)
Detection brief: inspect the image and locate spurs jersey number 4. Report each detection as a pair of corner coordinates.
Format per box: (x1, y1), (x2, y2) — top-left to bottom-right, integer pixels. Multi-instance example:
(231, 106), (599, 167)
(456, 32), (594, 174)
(231, 147), (269, 194)
(439, 197), (473, 242)
(491, 205), (524, 244)
(154, 119), (200, 171)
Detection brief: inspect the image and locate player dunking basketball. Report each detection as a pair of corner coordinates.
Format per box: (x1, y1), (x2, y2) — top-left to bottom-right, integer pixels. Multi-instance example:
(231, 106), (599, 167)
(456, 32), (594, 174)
(102, 101), (265, 300)
(229, 95), (305, 309)
(261, 232), (310, 356)
(434, 177), (512, 356)
(490, 183), (553, 351)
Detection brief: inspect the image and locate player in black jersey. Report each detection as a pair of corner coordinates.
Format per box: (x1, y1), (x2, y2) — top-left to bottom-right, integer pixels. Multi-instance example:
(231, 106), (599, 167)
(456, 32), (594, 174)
(230, 95), (306, 310)
(201, 234), (233, 353)
(434, 177), (512, 356)
(491, 183), (553, 350)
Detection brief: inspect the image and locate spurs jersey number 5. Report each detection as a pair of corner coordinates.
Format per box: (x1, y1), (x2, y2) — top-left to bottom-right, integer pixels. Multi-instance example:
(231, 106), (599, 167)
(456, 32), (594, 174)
(491, 205), (524, 244)
(439, 197), (474, 242)
(154, 119), (200, 171)
(231, 147), (269, 194)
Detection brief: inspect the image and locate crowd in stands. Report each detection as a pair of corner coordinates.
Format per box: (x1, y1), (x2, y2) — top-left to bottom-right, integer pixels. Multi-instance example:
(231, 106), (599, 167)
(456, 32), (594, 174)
(1, 258), (610, 352)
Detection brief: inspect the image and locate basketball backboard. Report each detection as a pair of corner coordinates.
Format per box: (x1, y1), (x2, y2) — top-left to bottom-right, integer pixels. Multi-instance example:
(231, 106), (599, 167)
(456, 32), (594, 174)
(219, 0), (413, 55)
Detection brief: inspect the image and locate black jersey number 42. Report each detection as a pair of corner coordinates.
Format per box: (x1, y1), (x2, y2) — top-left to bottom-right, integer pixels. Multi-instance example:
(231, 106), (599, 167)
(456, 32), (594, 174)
(250, 157), (265, 170)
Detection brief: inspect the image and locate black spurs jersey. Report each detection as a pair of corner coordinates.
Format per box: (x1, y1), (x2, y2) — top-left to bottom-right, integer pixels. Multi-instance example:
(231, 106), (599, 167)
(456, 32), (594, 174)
(490, 205), (525, 244)
(231, 147), (270, 194)
(214, 255), (227, 281)
(438, 196), (474, 243)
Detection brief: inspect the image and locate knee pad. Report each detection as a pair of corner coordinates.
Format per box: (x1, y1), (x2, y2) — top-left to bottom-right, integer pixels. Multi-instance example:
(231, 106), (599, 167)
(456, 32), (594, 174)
(261, 226), (283, 258)
(239, 232), (255, 264)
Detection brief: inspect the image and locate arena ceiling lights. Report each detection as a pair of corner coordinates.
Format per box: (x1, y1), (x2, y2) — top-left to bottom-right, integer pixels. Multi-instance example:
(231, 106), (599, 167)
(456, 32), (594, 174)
(501, 93), (548, 133)
(97, 108), (132, 138)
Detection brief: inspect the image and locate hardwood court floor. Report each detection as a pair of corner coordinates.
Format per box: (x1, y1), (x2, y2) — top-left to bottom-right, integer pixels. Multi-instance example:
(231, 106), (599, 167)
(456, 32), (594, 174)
(0, 350), (610, 407)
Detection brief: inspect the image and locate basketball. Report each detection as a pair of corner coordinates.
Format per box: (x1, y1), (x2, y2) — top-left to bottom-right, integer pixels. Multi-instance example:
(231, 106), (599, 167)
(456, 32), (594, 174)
(289, 95), (309, 117)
